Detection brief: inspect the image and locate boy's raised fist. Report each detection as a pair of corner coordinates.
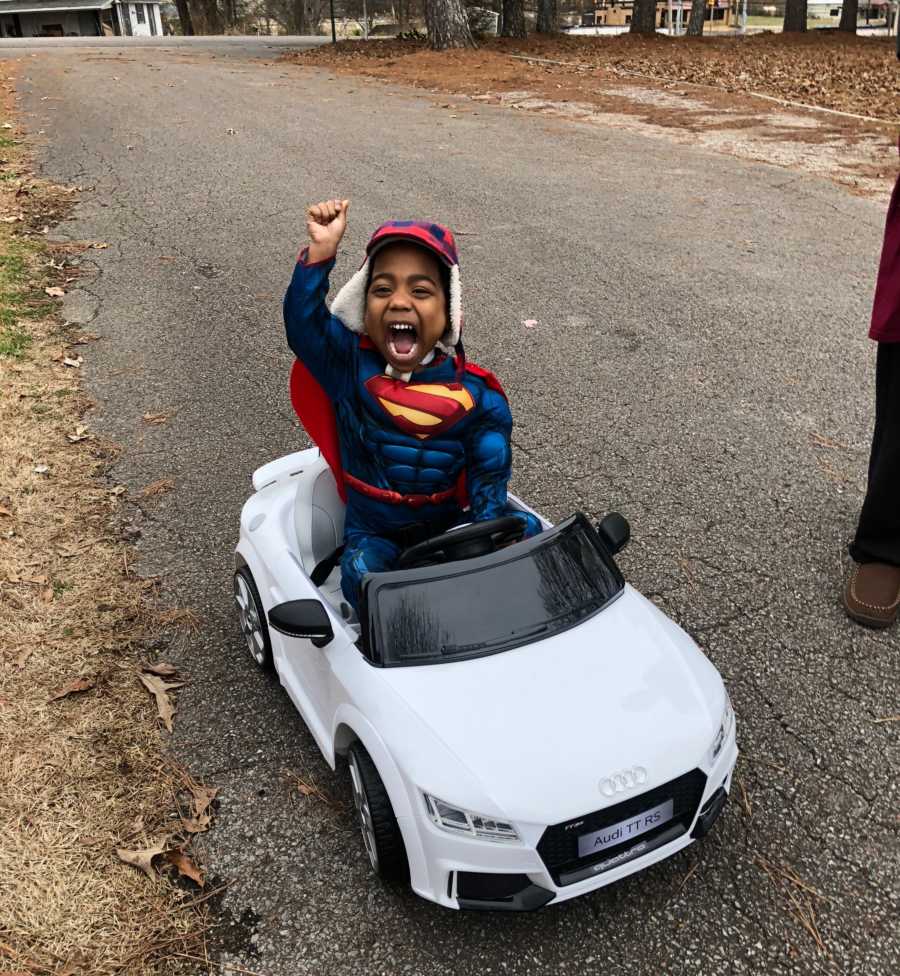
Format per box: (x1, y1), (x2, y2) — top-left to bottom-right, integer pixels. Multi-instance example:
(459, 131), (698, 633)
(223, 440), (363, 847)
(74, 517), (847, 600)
(306, 199), (350, 262)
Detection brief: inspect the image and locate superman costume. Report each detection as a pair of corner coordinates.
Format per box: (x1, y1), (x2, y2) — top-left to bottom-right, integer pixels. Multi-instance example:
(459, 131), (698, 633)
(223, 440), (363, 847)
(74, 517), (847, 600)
(283, 220), (540, 611)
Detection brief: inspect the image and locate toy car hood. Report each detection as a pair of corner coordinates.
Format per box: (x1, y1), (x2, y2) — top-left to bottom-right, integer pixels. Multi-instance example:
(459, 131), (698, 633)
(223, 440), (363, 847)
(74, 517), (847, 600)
(372, 586), (725, 826)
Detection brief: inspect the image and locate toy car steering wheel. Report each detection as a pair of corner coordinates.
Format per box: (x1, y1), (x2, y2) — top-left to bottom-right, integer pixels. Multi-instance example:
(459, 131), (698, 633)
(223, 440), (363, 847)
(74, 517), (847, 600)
(396, 516), (526, 570)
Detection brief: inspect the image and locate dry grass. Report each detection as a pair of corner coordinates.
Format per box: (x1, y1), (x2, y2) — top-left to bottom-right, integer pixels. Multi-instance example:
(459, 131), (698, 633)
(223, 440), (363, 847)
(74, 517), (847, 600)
(0, 67), (210, 974)
(755, 856), (831, 957)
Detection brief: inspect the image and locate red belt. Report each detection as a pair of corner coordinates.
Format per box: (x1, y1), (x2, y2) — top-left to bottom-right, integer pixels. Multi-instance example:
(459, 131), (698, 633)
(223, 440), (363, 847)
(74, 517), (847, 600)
(344, 473), (457, 510)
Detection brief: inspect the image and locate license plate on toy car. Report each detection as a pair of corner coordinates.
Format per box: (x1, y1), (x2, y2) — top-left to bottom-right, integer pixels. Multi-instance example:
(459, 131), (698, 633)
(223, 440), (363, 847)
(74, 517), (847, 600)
(577, 799), (675, 859)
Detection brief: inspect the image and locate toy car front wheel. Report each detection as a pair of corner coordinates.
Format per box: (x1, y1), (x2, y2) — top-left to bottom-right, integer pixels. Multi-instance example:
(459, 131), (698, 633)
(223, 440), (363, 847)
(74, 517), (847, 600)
(347, 742), (408, 882)
(233, 567), (273, 670)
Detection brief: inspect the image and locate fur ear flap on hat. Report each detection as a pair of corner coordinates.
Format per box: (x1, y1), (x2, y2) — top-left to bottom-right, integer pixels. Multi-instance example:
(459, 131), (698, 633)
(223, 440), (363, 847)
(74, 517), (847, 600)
(329, 221), (463, 354)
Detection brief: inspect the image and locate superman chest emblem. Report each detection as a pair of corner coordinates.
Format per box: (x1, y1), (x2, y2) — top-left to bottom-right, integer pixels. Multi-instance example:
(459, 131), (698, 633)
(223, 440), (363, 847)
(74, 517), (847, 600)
(365, 375), (475, 439)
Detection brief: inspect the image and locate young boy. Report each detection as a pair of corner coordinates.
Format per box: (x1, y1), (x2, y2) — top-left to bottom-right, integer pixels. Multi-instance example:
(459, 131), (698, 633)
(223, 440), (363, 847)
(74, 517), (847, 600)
(283, 198), (540, 611)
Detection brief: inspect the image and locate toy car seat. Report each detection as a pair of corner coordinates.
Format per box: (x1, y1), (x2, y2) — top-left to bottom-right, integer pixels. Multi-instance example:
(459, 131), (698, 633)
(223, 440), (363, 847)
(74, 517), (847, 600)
(292, 452), (345, 583)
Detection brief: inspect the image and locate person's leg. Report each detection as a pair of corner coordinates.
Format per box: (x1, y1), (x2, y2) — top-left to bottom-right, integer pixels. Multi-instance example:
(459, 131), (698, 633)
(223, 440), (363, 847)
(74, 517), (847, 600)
(851, 343), (900, 564)
(340, 533), (401, 613)
(506, 507), (543, 539)
(844, 343), (900, 626)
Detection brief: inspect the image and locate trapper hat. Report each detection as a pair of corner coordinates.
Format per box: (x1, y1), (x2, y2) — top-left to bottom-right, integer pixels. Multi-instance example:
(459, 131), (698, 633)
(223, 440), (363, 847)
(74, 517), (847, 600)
(330, 220), (463, 355)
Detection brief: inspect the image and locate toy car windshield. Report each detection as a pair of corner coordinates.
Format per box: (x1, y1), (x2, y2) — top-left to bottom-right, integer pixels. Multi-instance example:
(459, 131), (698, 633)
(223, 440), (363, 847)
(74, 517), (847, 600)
(361, 513), (624, 667)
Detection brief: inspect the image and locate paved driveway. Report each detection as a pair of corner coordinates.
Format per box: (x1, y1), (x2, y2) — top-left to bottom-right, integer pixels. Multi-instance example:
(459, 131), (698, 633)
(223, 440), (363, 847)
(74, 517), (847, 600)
(15, 38), (898, 976)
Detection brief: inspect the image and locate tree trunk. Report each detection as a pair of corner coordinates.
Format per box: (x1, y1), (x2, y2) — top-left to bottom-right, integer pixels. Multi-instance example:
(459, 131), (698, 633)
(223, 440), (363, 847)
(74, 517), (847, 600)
(629, 0), (658, 33)
(686, 0), (706, 35)
(536, 0), (557, 33)
(500, 0), (526, 36)
(424, 0), (476, 47)
(782, 0), (807, 31)
(190, 0), (222, 32)
(292, 0), (306, 32)
(838, 0), (858, 31)
(397, 0), (407, 30)
(174, 0), (194, 33)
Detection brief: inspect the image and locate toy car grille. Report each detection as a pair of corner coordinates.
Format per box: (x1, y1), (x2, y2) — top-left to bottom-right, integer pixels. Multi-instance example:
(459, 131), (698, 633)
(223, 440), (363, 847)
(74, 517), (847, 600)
(537, 769), (707, 886)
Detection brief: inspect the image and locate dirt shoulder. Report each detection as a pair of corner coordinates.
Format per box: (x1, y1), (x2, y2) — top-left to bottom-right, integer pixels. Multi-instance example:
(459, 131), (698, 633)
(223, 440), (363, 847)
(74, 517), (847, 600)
(286, 32), (899, 198)
(0, 64), (214, 975)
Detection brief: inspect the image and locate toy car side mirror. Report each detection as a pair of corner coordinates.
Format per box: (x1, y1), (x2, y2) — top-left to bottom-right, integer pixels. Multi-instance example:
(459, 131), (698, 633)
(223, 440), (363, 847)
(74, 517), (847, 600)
(597, 513), (630, 555)
(268, 599), (334, 648)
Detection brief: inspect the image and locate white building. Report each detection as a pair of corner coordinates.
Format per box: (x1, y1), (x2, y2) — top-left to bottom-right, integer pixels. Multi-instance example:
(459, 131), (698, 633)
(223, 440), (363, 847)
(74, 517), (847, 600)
(0, 0), (163, 36)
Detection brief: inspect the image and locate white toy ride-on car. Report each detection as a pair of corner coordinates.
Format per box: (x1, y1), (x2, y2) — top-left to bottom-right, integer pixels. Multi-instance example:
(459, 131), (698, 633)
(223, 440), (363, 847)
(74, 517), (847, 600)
(234, 447), (737, 911)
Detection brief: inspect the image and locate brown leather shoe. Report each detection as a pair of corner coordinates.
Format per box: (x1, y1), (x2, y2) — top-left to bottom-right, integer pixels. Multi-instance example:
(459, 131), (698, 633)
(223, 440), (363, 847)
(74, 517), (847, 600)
(843, 563), (900, 628)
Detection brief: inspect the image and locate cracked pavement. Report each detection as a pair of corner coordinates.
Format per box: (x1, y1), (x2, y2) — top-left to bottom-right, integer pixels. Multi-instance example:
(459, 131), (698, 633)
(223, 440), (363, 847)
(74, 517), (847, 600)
(13, 37), (899, 976)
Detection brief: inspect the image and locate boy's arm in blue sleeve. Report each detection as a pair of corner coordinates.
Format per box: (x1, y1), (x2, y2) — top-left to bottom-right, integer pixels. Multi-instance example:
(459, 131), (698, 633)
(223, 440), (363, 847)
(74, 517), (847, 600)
(283, 248), (356, 401)
(465, 389), (514, 522)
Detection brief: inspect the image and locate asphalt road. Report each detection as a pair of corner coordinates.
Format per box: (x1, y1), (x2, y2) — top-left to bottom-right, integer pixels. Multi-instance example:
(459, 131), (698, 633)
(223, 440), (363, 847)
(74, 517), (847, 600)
(15, 38), (898, 976)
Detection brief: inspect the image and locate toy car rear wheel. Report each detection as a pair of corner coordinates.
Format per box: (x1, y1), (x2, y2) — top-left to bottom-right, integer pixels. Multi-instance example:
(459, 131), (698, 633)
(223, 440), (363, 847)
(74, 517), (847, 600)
(233, 567), (273, 670)
(347, 742), (408, 882)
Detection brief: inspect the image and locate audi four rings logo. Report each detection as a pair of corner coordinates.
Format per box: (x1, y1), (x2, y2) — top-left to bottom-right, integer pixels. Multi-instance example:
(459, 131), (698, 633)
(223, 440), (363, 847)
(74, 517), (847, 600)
(599, 767), (648, 797)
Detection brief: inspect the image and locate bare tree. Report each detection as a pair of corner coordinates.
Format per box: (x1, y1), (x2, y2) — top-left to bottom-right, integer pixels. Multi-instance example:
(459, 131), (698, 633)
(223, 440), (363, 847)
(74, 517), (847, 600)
(536, 0), (557, 33)
(174, 0), (195, 32)
(782, 0), (807, 31)
(188, 0), (223, 32)
(424, 0), (475, 48)
(629, 0), (657, 33)
(500, 0), (526, 36)
(686, 0), (706, 35)
(838, 0), (858, 32)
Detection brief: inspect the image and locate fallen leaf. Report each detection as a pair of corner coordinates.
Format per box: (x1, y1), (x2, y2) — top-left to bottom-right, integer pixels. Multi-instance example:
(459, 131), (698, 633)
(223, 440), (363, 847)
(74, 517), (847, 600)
(142, 411), (170, 425)
(0, 505), (11, 517)
(32, 464), (49, 475)
(16, 648), (31, 668)
(48, 676), (94, 702)
(190, 782), (218, 822)
(165, 849), (205, 886)
(66, 425), (89, 443)
(140, 478), (174, 497)
(1, 122), (12, 128)
(109, 485), (127, 497)
(522, 319), (539, 328)
(0, 214), (22, 223)
(115, 838), (169, 880)
(62, 356), (83, 368)
(44, 286), (65, 297)
(139, 672), (185, 732)
(90, 241), (109, 249)
(142, 661), (178, 677)
(39, 586), (53, 603)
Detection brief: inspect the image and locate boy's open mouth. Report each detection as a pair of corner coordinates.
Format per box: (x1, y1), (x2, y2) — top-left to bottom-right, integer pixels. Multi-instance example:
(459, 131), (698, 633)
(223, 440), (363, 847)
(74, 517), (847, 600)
(387, 322), (419, 363)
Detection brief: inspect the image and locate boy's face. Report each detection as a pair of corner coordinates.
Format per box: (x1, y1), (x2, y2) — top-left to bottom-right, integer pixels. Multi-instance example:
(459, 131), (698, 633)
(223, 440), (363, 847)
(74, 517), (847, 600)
(364, 243), (448, 372)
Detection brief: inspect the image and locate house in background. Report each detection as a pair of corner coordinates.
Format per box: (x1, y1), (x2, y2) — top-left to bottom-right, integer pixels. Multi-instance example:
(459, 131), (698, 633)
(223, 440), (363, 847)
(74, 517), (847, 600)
(0, 0), (163, 36)
(582, 0), (734, 27)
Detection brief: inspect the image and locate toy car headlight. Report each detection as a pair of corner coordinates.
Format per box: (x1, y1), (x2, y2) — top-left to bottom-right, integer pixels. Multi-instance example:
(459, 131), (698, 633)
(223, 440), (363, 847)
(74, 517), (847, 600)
(709, 691), (735, 764)
(424, 794), (519, 843)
